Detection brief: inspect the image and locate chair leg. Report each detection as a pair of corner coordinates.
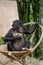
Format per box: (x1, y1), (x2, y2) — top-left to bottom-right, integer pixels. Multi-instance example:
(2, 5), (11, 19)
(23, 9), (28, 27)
(22, 57), (26, 65)
(14, 57), (26, 65)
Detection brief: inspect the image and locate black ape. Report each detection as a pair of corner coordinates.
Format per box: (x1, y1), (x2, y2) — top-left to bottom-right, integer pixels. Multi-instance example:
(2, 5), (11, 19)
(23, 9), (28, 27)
(3, 20), (39, 51)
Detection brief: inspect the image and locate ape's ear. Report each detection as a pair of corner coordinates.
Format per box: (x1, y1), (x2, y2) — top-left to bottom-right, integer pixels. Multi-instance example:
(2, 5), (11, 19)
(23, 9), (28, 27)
(12, 24), (15, 27)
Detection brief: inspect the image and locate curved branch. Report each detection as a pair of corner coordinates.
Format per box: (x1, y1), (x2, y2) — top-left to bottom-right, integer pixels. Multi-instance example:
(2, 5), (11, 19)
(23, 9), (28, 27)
(30, 30), (36, 43)
(32, 24), (43, 52)
(23, 22), (43, 52)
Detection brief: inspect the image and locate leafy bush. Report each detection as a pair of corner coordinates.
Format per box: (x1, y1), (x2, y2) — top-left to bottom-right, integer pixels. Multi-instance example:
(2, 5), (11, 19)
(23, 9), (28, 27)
(0, 37), (4, 45)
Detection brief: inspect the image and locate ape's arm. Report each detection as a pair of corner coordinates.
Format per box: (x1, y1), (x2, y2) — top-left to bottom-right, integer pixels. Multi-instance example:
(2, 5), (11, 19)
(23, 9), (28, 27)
(23, 23), (39, 34)
(3, 29), (21, 42)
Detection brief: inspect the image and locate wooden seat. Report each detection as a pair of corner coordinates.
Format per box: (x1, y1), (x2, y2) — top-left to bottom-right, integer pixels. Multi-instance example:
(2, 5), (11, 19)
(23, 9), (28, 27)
(0, 44), (31, 57)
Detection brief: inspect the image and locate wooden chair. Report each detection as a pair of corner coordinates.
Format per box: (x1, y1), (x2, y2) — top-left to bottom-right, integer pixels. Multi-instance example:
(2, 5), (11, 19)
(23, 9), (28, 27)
(0, 22), (43, 65)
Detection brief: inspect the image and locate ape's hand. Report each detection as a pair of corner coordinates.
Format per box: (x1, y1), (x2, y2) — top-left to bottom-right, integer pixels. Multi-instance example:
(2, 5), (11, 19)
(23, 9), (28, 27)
(35, 22), (40, 27)
(13, 35), (21, 41)
(13, 33), (22, 36)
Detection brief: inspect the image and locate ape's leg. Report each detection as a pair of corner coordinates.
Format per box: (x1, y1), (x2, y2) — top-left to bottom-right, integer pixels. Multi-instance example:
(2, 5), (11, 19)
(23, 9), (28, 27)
(7, 42), (15, 51)
(24, 41), (31, 48)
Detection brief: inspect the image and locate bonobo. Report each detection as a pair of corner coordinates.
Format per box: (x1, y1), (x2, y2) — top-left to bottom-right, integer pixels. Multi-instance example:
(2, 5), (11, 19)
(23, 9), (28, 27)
(3, 20), (39, 51)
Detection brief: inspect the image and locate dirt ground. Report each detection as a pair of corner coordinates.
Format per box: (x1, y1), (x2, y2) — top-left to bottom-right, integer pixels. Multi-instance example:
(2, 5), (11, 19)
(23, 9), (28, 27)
(0, 53), (42, 65)
(0, 0), (19, 36)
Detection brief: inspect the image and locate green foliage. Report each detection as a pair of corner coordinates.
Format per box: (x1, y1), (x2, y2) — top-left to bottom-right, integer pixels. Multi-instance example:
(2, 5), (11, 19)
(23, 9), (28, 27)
(17, 0), (43, 59)
(17, 0), (30, 23)
(0, 37), (4, 45)
(29, 3), (34, 22)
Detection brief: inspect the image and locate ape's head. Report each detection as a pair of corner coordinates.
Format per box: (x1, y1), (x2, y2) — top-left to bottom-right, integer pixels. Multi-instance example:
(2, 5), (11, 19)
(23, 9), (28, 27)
(12, 20), (24, 33)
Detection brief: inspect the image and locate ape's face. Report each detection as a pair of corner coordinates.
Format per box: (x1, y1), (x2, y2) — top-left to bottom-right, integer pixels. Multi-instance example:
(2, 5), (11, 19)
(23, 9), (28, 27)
(18, 27), (24, 33)
(12, 25), (24, 33)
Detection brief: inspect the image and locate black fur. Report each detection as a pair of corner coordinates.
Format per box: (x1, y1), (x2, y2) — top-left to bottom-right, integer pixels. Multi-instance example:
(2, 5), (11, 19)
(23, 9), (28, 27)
(3, 20), (39, 51)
